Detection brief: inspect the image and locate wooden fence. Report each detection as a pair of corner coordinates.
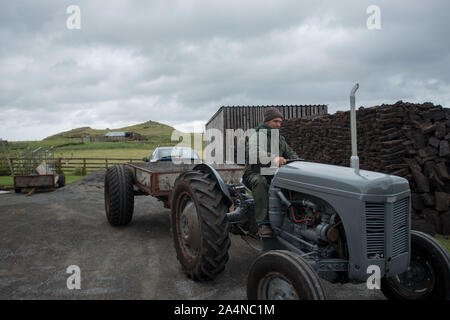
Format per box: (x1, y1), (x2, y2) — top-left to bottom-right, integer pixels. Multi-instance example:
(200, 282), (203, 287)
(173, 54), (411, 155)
(2, 158), (143, 175)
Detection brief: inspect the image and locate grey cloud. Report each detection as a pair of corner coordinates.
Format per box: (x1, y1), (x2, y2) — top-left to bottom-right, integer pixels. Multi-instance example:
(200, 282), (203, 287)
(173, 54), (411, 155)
(1, 0), (449, 140)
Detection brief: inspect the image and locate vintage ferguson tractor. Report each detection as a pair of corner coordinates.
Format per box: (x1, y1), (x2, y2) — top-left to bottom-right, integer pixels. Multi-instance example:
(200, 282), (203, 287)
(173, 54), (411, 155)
(104, 84), (449, 300)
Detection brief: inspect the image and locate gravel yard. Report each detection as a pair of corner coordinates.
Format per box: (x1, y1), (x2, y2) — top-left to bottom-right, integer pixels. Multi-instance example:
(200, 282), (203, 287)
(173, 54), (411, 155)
(0, 170), (384, 300)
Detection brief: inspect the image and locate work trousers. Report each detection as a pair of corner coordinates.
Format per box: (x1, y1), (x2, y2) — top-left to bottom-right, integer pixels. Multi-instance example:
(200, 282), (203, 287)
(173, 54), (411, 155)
(243, 173), (273, 224)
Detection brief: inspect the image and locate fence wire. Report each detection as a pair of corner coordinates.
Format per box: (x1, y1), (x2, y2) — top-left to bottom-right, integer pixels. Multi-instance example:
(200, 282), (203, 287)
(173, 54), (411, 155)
(15, 147), (56, 175)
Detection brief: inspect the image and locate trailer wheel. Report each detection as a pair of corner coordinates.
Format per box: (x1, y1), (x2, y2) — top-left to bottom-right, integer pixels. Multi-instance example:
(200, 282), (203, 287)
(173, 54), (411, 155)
(381, 230), (450, 300)
(247, 250), (326, 300)
(171, 170), (231, 281)
(104, 165), (134, 226)
(57, 174), (66, 188)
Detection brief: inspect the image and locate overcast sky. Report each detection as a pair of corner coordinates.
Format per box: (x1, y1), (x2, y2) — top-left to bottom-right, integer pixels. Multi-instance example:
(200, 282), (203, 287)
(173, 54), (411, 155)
(1, 0), (449, 141)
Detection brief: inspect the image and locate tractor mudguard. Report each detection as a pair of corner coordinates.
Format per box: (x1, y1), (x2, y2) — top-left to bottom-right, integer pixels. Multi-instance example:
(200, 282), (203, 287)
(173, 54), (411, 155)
(192, 163), (233, 207)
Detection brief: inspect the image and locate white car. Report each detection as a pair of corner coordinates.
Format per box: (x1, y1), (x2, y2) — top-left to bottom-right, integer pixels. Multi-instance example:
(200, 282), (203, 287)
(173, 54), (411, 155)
(144, 147), (201, 163)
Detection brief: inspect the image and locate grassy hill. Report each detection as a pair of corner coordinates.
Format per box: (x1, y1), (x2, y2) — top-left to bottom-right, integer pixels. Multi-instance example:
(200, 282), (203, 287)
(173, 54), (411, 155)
(44, 120), (175, 140)
(4, 120), (204, 160)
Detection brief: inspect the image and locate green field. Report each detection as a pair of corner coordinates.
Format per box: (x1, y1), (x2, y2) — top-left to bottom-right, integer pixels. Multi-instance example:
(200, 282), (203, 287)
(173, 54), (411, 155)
(435, 234), (450, 252)
(1, 119), (206, 161)
(0, 176), (13, 186)
(6, 138), (177, 158)
(4, 134), (205, 159)
(1, 130), (205, 177)
(2, 119), (200, 157)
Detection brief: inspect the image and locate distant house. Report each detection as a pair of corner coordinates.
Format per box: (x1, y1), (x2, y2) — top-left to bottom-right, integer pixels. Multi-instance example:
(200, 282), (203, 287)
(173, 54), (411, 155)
(130, 132), (145, 140)
(105, 131), (129, 142)
(105, 131), (145, 141)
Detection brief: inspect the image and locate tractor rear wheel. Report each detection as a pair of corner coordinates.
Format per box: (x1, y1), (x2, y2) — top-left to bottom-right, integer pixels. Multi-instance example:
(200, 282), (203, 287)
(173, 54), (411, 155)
(104, 165), (134, 226)
(171, 170), (231, 281)
(247, 250), (326, 300)
(381, 230), (450, 300)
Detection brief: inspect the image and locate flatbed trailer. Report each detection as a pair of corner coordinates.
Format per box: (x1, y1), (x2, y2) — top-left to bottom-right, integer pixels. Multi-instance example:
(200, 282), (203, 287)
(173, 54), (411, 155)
(123, 162), (244, 208)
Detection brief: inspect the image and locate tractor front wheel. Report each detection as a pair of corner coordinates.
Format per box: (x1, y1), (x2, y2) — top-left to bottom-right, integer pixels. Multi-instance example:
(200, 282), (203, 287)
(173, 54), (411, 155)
(247, 250), (326, 300)
(381, 230), (450, 300)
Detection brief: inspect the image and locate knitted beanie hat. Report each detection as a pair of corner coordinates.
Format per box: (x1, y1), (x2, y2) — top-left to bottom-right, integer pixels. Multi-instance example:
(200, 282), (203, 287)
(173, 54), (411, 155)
(264, 107), (283, 122)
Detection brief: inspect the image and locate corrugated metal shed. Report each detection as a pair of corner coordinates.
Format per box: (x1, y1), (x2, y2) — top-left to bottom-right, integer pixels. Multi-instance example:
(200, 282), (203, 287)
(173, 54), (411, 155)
(206, 105), (327, 132)
(205, 105), (327, 164)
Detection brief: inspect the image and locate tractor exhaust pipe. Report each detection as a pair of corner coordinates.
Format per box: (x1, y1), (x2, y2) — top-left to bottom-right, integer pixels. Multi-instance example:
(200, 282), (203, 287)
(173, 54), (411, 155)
(350, 83), (359, 172)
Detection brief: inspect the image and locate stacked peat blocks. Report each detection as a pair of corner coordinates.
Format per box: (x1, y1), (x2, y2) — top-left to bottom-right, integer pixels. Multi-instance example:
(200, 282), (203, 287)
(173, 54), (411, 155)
(281, 101), (450, 235)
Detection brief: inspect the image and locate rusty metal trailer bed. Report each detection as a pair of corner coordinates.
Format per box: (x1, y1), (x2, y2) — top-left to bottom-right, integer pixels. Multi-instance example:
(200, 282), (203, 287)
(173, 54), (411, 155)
(125, 162), (244, 208)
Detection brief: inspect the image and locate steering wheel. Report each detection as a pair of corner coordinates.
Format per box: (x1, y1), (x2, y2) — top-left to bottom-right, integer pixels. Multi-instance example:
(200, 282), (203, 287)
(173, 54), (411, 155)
(285, 158), (305, 164)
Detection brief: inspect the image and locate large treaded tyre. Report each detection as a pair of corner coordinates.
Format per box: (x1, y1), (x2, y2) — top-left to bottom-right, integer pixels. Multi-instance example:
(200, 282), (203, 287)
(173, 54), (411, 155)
(171, 170), (231, 281)
(104, 165), (134, 226)
(247, 250), (326, 300)
(381, 230), (450, 300)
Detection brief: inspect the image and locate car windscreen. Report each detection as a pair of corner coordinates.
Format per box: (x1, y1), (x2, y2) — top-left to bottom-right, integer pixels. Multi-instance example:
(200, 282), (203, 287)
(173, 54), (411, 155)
(160, 148), (199, 159)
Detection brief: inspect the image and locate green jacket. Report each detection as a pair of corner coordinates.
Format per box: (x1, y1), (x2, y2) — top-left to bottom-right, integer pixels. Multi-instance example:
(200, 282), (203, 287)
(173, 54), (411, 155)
(244, 123), (298, 177)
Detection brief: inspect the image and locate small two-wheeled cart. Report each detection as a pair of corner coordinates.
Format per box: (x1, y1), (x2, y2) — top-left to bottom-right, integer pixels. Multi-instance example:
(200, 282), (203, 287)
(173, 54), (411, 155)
(13, 147), (65, 194)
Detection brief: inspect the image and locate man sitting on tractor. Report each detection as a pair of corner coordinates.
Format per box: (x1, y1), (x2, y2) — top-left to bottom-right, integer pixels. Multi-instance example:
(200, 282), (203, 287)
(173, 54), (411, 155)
(243, 107), (298, 238)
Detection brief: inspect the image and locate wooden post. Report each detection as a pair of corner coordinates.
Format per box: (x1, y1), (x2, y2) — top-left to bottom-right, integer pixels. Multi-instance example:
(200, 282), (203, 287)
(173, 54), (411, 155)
(105, 159), (108, 169)
(27, 187), (36, 197)
(56, 158), (62, 173)
(0, 139), (14, 175)
(83, 158), (86, 173)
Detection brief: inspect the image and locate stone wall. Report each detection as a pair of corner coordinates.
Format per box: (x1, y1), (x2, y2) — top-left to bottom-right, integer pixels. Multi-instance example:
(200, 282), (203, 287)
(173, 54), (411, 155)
(280, 101), (450, 235)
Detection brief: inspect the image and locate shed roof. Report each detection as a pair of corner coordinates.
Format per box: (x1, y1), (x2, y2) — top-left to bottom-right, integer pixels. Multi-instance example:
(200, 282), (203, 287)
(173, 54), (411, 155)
(105, 131), (128, 137)
(205, 104), (328, 128)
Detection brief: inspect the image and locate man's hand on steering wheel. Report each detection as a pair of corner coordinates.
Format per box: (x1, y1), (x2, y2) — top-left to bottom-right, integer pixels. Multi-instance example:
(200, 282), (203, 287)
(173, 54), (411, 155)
(273, 156), (287, 166)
